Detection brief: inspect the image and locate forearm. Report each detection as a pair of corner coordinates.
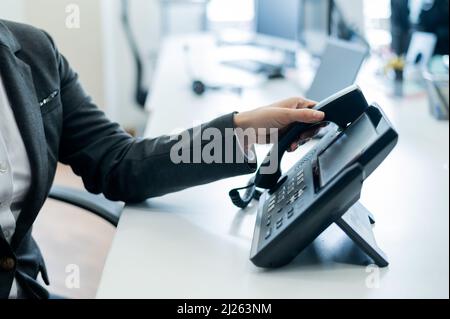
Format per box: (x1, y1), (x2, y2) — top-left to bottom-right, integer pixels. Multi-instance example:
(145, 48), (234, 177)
(102, 113), (257, 202)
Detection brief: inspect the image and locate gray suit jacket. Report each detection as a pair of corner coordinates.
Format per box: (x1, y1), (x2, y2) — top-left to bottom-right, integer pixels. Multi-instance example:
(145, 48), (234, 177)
(0, 20), (255, 299)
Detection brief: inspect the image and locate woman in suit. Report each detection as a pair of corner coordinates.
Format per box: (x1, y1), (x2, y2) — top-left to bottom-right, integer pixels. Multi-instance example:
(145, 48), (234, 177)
(0, 20), (324, 299)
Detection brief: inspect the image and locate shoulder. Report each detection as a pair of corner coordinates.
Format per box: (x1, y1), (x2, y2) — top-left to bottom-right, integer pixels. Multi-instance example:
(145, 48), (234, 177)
(1, 20), (56, 55)
(1, 20), (60, 85)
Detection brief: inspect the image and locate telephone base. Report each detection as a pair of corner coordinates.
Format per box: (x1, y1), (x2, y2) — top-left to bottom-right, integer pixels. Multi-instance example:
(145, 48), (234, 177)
(335, 202), (389, 268)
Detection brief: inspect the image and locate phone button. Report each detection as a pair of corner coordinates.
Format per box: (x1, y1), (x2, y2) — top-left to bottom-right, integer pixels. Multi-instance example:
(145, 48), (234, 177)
(265, 228), (272, 240)
(276, 217), (283, 229)
(269, 197), (276, 206)
(287, 208), (295, 219)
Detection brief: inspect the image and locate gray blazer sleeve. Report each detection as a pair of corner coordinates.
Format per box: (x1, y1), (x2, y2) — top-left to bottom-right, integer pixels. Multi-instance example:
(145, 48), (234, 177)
(55, 44), (256, 202)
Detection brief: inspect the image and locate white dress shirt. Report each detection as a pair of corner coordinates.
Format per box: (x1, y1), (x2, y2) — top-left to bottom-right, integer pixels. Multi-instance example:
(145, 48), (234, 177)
(0, 74), (32, 298)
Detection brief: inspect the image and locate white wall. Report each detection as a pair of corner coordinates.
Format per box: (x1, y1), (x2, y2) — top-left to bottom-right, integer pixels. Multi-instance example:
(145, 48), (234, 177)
(1, 0), (161, 130)
(22, 0), (106, 110)
(102, 0), (212, 128)
(0, 0), (25, 22)
(101, 0), (161, 128)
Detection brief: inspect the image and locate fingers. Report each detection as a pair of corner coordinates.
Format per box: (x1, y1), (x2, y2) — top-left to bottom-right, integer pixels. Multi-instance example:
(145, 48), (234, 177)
(299, 98), (317, 109)
(278, 97), (317, 110)
(287, 108), (325, 124)
(276, 98), (302, 109)
(287, 130), (316, 152)
(289, 142), (299, 152)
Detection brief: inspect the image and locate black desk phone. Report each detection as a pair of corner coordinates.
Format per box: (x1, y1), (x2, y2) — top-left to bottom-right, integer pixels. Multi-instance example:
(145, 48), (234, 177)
(230, 85), (399, 268)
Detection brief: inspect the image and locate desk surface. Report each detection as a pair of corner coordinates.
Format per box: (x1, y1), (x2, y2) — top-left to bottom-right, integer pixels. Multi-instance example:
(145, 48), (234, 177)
(97, 34), (449, 299)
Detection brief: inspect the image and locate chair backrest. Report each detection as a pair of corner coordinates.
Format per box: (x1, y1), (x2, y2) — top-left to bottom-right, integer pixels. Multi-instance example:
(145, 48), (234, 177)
(48, 186), (124, 227)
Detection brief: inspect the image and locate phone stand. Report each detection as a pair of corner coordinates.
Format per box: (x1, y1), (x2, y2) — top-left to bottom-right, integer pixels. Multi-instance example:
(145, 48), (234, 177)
(335, 202), (389, 267)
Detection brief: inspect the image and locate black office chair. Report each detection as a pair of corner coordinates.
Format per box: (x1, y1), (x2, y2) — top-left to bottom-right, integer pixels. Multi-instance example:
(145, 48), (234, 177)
(48, 185), (124, 227)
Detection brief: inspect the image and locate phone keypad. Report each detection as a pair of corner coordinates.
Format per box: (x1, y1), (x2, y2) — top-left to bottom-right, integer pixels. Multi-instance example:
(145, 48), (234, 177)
(262, 168), (307, 241)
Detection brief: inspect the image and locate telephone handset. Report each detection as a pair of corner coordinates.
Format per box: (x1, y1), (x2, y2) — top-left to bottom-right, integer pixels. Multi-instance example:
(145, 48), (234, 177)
(229, 85), (369, 208)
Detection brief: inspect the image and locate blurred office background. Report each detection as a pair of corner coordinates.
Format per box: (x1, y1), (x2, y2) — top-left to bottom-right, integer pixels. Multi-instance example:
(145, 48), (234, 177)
(1, 0), (448, 131)
(0, 0), (448, 298)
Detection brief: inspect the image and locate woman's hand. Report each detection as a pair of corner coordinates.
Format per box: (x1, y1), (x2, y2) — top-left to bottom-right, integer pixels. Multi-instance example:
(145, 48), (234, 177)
(234, 97), (323, 131)
(233, 97), (325, 150)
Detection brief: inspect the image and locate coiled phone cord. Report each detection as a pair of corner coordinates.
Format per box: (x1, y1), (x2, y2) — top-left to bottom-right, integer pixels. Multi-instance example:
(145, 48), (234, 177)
(229, 177), (263, 209)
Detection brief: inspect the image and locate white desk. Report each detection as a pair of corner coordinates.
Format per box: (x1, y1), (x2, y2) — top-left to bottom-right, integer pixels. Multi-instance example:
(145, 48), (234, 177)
(97, 34), (449, 299)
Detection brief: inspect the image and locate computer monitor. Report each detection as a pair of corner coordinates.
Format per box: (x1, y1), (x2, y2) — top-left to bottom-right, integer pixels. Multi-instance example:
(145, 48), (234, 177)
(306, 38), (368, 101)
(254, 0), (302, 52)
